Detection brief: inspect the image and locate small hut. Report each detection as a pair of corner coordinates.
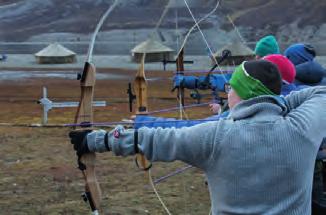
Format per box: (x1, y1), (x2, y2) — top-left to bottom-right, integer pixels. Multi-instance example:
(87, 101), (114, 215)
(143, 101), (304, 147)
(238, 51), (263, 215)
(131, 38), (174, 63)
(35, 43), (77, 64)
(213, 42), (255, 66)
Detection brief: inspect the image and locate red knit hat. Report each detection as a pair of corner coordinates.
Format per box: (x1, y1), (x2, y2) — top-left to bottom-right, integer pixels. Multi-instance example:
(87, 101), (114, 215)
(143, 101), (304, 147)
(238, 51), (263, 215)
(263, 54), (296, 84)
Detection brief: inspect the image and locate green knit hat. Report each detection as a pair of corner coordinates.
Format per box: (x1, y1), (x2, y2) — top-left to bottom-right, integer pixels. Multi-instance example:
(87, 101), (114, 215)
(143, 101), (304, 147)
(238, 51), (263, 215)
(254, 35), (280, 57)
(229, 61), (279, 100)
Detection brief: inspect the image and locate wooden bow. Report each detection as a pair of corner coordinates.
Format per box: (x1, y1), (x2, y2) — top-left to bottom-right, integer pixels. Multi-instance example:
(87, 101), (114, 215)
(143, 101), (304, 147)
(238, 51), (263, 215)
(74, 62), (102, 214)
(134, 54), (151, 175)
(71, 1), (120, 213)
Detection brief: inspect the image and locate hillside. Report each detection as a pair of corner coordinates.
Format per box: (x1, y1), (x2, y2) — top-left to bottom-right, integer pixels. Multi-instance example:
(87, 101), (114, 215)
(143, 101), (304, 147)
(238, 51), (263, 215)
(0, 0), (325, 54)
(221, 0), (326, 41)
(0, 0), (215, 41)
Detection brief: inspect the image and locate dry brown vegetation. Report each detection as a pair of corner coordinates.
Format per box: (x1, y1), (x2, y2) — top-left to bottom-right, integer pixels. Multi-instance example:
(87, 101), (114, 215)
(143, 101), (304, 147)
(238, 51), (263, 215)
(0, 68), (214, 214)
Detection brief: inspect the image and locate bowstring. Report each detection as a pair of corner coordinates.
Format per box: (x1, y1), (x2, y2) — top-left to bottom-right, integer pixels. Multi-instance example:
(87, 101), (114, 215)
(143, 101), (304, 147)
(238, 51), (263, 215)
(180, 2), (221, 213)
(226, 14), (247, 45)
(182, 0), (228, 82)
(150, 0), (171, 39)
(148, 171), (172, 215)
(176, 0), (221, 121)
(146, 2), (174, 214)
(176, 0), (221, 57)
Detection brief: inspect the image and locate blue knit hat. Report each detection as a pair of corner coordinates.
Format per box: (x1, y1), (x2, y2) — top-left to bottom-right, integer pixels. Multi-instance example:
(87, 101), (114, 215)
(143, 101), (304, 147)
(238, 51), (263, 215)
(284, 43), (316, 65)
(254, 35), (280, 57)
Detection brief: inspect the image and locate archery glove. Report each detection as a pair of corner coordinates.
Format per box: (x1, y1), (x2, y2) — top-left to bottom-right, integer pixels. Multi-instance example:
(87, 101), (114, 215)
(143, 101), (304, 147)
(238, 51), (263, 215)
(69, 130), (93, 157)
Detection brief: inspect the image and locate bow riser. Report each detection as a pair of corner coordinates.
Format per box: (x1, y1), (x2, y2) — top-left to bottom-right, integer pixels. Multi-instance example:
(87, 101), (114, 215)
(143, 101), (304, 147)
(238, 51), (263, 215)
(134, 58), (148, 114)
(75, 62), (96, 124)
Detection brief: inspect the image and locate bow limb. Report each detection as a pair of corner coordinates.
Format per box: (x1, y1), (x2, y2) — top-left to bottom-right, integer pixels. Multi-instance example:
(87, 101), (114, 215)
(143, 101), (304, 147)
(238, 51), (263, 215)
(134, 54), (151, 176)
(86, 0), (121, 62)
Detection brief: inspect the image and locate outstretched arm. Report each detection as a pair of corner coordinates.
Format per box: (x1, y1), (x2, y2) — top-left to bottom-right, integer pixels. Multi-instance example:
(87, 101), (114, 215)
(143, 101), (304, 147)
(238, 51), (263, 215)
(284, 86), (326, 145)
(85, 121), (220, 169)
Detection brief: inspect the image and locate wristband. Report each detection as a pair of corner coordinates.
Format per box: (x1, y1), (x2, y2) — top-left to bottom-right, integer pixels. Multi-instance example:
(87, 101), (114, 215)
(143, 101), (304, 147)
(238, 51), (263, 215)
(104, 132), (110, 151)
(134, 129), (139, 153)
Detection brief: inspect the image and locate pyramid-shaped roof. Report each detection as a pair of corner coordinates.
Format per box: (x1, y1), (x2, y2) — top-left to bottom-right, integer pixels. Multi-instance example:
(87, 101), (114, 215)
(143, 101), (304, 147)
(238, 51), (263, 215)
(35, 43), (76, 57)
(215, 41), (254, 57)
(131, 38), (174, 54)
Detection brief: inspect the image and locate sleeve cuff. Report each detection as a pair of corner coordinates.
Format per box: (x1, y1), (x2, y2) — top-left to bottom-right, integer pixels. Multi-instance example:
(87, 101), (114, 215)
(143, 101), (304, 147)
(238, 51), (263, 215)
(87, 129), (108, 153)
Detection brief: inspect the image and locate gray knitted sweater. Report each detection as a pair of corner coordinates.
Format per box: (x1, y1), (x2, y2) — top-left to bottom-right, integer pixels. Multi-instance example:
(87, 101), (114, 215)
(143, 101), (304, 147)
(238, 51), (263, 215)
(87, 86), (326, 215)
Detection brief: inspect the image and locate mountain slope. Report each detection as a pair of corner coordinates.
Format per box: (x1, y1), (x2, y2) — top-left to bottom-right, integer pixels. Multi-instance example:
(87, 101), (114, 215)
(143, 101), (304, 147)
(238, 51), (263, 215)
(0, 0), (325, 54)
